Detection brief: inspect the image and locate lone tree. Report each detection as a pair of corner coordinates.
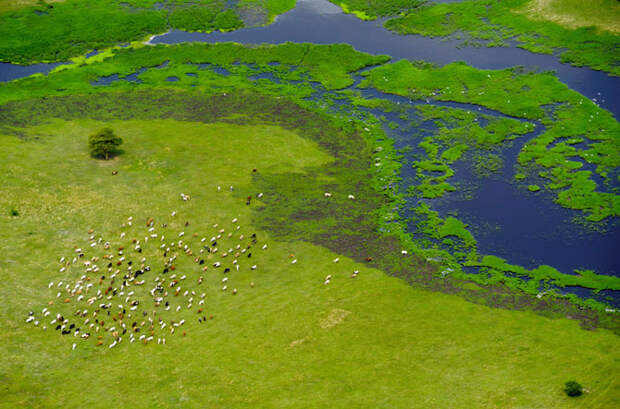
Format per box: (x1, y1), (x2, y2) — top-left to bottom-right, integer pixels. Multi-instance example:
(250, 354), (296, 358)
(564, 381), (583, 397)
(89, 128), (123, 160)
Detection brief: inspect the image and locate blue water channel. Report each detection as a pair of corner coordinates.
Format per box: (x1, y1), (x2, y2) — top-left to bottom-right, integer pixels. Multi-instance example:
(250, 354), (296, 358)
(0, 0), (618, 304)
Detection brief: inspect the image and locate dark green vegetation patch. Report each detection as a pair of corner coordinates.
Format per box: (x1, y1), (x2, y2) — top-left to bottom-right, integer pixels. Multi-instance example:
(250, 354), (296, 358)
(333, 0), (426, 19)
(0, 0), (296, 64)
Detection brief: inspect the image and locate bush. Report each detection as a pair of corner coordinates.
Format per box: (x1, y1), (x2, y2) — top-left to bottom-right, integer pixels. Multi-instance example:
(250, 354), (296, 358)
(9, 208), (19, 217)
(88, 128), (123, 160)
(564, 380), (583, 397)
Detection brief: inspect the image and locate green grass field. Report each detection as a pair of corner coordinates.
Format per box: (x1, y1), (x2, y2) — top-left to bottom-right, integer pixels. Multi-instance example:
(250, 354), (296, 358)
(1, 117), (619, 408)
(1, 41), (619, 407)
(518, 0), (620, 33)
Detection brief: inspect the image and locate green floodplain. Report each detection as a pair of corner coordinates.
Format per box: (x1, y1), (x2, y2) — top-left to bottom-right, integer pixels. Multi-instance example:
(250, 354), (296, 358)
(1, 1), (620, 408)
(331, 0), (620, 75)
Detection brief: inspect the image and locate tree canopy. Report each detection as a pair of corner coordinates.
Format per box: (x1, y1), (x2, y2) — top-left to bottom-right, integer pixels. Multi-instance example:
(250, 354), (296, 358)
(88, 127), (122, 160)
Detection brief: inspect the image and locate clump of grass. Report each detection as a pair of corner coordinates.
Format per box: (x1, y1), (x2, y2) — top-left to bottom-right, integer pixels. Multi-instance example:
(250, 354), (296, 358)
(9, 207), (19, 217)
(527, 184), (540, 192)
(564, 380), (583, 397)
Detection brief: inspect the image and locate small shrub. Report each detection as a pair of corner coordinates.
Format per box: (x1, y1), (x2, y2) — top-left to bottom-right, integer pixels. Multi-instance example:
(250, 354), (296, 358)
(564, 380), (583, 397)
(10, 208), (19, 217)
(89, 128), (123, 160)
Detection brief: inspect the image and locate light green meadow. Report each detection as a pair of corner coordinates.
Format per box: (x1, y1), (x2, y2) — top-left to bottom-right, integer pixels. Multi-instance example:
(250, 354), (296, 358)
(0, 118), (618, 408)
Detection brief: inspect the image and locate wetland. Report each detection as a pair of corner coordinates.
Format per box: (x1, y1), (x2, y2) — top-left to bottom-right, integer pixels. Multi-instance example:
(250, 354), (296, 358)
(1, 1), (619, 408)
